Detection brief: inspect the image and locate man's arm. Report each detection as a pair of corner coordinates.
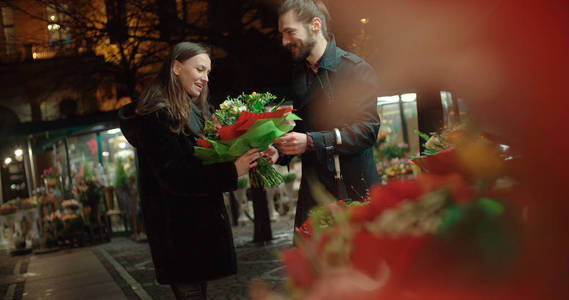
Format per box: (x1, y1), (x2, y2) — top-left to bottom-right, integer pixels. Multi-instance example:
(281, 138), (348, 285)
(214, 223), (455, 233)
(274, 63), (379, 164)
(310, 62), (380, 156)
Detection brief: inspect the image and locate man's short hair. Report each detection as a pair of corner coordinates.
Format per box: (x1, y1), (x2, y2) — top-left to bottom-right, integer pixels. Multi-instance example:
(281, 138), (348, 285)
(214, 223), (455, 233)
(279, 0), (332, 41)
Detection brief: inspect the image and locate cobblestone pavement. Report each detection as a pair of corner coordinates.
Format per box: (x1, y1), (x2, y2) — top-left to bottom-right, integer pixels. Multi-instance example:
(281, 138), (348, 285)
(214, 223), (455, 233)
(0, 250), (30, 300)
(0, 214), (294, 299)
(95, 215), (295, 299)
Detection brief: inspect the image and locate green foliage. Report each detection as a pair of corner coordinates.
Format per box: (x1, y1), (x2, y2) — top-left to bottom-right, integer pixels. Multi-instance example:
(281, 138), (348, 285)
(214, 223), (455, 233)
(203, 92), (281, 139)
(414, 129), (451, 155)
(243, 92), (276, 112)
(415, 129), (432, 142)
(381, 144), (409, 161)
(82, 159), (94, 180)
(237, 178), (249, 190)
(283, 172), (297, 183)
(437, 198), (517, 267)
(249, 157), (284, 188)
(307, 200), (369, 230)
(114, 158), (128, 187)
(290, 156), (300, 164)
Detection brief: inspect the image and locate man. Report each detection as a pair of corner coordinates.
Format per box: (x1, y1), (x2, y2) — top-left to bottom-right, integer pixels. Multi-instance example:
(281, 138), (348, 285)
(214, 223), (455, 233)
(267, 0), (381, 229)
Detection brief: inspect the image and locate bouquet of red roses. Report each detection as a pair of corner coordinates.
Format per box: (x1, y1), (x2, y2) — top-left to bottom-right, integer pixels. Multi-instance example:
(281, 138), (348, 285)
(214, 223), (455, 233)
(194, 92), (300, 188)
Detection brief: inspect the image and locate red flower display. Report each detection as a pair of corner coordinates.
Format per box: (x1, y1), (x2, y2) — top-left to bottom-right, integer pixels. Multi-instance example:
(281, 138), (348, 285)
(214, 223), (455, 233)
(196, 139), (212, 148)
(351, 231), (430, 281)
(411, 147), (464, 176)
(281, 248), (314, 289)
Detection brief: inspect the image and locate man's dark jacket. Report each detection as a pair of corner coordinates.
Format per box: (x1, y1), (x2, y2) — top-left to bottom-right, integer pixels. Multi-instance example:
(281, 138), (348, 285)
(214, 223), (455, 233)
(281, 38), (380, 228)
(119, 102), (237, 284)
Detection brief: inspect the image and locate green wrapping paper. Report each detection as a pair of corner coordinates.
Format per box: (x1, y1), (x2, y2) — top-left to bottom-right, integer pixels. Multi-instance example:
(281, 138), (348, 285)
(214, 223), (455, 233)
(194, 112), (301, 188)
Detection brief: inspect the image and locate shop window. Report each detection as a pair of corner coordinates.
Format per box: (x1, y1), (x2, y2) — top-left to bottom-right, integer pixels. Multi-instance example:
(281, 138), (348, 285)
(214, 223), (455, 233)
(456, 97), (468, 119)
(54, 140), (71, 196)
(46, 5), (72, 48)
(1, 152), (28, 202)
(67, 133), (103, 184)
(1, 6), (17, 57)
(440, 91), (460, 126)
(377, 93), (420, 158)
(99, 128), (136, 187)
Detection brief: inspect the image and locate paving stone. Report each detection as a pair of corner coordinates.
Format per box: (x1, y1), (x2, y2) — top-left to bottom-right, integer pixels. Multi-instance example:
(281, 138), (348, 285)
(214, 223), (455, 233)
(0, 252), (29, 299)
(96, 216), (295, 299)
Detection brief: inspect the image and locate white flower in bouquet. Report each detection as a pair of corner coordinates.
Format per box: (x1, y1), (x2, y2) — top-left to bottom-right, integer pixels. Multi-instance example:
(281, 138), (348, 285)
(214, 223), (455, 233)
(231, 106), (240, 115)
(425, 136), (442, 151)
(220, 100), (234, 110)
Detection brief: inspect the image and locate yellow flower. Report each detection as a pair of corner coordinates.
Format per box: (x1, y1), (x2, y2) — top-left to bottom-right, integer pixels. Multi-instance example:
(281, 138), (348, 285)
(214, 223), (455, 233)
(457, 139), (504, 180)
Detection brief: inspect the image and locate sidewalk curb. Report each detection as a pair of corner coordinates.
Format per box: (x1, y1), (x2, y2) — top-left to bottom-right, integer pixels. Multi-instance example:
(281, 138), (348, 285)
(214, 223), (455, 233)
(93, 248), (152, 300)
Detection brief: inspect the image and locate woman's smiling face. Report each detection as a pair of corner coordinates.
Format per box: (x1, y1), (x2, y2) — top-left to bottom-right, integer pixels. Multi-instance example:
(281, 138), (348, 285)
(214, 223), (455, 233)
(173, 53), (211, 97)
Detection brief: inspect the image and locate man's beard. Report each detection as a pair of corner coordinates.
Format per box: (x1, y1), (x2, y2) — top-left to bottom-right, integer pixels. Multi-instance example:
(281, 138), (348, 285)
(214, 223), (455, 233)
(288, 36), (316, 62)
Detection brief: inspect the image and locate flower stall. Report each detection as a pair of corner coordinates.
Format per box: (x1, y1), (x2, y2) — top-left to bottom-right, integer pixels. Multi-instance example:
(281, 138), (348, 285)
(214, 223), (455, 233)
(0, 196), (41, 252)
(248, 121), (538, 299)
(0, 110), (146, 251)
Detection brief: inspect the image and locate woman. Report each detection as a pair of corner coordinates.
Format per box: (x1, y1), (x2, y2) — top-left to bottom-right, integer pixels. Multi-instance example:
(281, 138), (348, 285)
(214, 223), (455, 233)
(119, 42), (259, 299)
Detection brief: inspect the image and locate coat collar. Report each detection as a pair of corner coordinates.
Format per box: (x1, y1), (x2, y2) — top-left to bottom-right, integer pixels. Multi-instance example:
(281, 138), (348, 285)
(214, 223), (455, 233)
(294, 36), (341, 73)
(317, 36), (340, 72)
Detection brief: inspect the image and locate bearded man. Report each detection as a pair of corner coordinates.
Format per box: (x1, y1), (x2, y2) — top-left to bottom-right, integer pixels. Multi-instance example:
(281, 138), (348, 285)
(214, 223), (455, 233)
(266, 0), (381, 230)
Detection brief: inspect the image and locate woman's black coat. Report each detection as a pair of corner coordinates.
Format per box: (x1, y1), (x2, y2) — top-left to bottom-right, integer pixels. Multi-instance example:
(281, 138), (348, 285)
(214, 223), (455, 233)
(119, 102), (238, 284)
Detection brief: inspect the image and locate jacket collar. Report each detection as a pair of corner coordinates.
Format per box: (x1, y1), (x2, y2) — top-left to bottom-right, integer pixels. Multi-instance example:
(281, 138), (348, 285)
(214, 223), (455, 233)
(317, 36), (340, 72)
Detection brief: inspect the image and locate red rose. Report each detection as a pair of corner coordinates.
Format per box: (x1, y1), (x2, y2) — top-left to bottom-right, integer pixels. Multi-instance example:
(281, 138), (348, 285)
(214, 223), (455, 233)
(196, 139), (212, 148)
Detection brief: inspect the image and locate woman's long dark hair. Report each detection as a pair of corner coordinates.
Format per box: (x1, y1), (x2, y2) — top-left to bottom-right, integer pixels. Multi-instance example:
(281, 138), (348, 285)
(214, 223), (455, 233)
(136, 42), (210, 135)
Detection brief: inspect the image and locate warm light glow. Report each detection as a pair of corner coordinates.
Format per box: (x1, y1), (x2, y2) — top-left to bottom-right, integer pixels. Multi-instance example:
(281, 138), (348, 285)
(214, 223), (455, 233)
(360, 18), (369, 24)
(119, 142), (126, 149)
(401, 93), (417, 102)
(377, 96), (399, 105)
(14, 149), (23, 157)
(32, 52), (38, 59)
(49, 15), (56, 21)
(48, 23), (60, 31)
(4, 157), (12, 165)
(102, 151), (110, 157)
(106, 128), (121, 134)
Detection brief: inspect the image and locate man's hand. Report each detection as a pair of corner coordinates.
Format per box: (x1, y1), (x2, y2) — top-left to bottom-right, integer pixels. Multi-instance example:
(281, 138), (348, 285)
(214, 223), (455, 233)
(273, 132), (307, 155)
(261, 145), (279, 164)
